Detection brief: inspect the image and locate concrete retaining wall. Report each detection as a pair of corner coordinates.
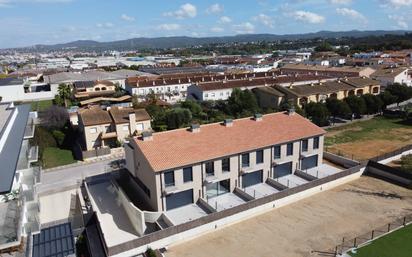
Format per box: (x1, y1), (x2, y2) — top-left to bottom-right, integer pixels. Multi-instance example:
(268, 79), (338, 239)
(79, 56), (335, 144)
(323, 152), (360, 168)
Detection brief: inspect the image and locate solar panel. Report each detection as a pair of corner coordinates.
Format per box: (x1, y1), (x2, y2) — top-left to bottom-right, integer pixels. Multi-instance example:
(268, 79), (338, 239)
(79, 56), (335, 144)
(32, 223), (75, 257)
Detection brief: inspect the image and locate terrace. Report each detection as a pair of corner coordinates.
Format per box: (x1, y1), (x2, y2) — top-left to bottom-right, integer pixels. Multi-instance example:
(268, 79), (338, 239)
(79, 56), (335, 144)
(166, 203), (211, 225)
(206, 193), (247, 212)
(243, 183), (280, 199)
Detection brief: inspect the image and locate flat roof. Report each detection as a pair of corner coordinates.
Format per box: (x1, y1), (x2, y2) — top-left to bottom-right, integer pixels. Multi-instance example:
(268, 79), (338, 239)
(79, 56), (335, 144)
(87, 181), (139, 248)
(32, 223), (75, 257)
(134, 112), (325, 172)
(0, 77), (24, 86)
(0, 104), (30, 194)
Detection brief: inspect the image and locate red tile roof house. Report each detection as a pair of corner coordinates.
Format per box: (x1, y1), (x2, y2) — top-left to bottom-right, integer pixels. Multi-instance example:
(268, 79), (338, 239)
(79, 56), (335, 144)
(124, 111), (326, 213)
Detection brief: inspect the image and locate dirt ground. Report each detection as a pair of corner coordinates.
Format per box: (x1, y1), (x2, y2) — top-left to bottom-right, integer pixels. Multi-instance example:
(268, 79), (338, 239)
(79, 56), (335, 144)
(326, 139), (410, 161)
(166, 177), (412, 257)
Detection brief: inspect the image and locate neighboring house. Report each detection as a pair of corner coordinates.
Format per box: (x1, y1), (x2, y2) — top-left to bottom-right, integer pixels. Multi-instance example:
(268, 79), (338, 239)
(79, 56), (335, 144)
(0, 77), (54, 102)
(254, 77), (381, 108)
(125, 112), (325, 212)
(73, 80), (116, 98)
(281, 64), (376, 78)
(371, 67), (411, 87)
(187, 75), (332, 101)
(0, 104), (40, 252)
(78, 106), (151, 151)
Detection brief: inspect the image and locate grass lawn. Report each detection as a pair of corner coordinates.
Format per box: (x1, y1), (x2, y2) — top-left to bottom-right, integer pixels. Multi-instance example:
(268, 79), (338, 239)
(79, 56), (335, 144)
(30, 99), (53, 112)
(349, 224), (412, 257)
(42, 147), (76, 169)
(325, 116), (412, 161)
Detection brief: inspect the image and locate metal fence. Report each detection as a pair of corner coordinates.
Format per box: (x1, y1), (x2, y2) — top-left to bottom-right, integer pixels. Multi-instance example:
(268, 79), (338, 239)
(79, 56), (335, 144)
(316, 214), (412, 256)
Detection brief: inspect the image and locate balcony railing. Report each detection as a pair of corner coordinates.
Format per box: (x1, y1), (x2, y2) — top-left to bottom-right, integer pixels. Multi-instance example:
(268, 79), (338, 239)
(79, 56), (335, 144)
(24, 118), (35, 139)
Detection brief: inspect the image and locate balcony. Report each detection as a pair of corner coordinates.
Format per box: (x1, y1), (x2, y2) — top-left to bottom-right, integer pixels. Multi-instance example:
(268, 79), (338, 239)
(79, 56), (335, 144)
(101, 131), (117, 140)
(24, 118), (35, 139)
(28, 146), (39, 163)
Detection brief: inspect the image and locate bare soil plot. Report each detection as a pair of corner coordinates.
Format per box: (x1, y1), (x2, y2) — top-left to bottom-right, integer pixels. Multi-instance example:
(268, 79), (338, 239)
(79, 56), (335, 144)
(166, 177), (412, 257)
(325, 117), (412, 161)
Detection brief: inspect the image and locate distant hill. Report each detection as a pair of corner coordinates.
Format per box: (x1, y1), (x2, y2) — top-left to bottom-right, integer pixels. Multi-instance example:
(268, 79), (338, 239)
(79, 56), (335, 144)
(15, 30), (411, 52)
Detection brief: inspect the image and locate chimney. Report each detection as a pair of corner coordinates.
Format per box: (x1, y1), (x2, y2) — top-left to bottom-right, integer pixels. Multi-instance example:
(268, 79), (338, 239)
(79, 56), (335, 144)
(142, 131), (153, 141)
(223, 119), (233, 127)
(288, 108), (295, 116)
(190, 124), (200, 133)
(254, 113), (263, 121)
(129, 112), (136, 134)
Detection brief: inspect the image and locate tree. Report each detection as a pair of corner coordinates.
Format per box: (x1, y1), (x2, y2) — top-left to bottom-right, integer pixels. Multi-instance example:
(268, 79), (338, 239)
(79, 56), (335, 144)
(385, 83), (412, 104)
(305, 102), (330, 126)
(380, 91), (397, 108)
(326, 98), (351, 121)
(345, 95), (367, 118)
(315, 41), (334, 52)
(361, 94), (384, 114)
(57, 83), (72, 107)
(166, 108), (192, 129)
(400, 154), (412, 174)
(180, 100), (206, 121)
(40, 105), (69, 130)
(227, 88), (259, 118)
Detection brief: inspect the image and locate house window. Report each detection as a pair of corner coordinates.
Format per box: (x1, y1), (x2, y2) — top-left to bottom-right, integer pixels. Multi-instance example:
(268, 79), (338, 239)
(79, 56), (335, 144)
(89, 127), (97, 134)
(256, 150), (264, 164)
(222, 158), (230, 172)
(205, 161), (214, 177)
(287, 143), (294, 156)
(314, 137), (320, 149)
(302, 139), (308, 152)
(242, 153), (250, 168)
(274, 145), (281, 159)
(183, 167), (193, 183)
(123, 124), (129, 131)
(164, 171), (175, 187)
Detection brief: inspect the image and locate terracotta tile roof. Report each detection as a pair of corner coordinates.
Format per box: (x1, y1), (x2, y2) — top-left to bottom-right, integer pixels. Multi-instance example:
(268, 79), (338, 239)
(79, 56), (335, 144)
(109, 107), (151, 124)
(342, 77), (380, 88)
(371, 67), (408, 78)
(134, 112), (325, 172)
(275, 80), (355, 97)
(78, 107), (112, 126)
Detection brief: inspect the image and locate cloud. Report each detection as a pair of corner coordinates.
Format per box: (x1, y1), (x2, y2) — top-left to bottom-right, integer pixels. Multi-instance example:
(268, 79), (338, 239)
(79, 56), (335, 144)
(157, 23), (181, 31)
(206, 3), (223, 14)
(164, 3), (197, 19)
(210, 26), (224, 33)
(380, 0), (412, 8)
(388, 15), (408, 29)
(336, 8), (367, 23)
(219, 16), (232, 23)
(121, 14), (135, 22)
(291, 10), (325, 24)
(96, 22), (114, 29)
(253, 14), (274, 28)
(233, 22), (255, 34)
(329, 0), (352, 4)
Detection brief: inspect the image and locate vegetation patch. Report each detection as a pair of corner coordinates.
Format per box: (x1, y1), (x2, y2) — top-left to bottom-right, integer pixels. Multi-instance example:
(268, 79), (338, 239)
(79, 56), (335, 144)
(42, 147), (76, 169)
(349, 224), (412, 257)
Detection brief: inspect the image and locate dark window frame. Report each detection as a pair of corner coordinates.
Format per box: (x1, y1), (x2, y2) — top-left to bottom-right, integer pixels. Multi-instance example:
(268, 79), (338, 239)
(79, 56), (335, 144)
(205, 161), (214, 177)
(287, 143), (294, 156)
(222, 158), (230, 172)
(164, 171), (175, 187)
(313, 137), (320, 149)
(242, 153), (250, 168)
(256, 150), (264, 164)
(302, 139), (309, 152)
(274, 145), (281, 159)
(183, 167), (193, 183)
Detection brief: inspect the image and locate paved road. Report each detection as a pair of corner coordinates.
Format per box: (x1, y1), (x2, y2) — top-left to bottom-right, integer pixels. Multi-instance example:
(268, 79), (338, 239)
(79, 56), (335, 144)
(38, 158), (123, 194)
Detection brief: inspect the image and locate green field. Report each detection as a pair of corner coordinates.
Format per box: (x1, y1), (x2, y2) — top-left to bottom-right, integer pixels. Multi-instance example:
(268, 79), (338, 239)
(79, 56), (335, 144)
(325, 116), (412, 160)
(349, 224), (412, 257)
(42, 147), (76, 169)
(30, 99), (53, 112)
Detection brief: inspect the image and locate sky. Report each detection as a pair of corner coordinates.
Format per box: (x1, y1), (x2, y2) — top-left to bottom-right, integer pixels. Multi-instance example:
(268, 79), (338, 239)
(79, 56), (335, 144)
(0, 0), (411, 48)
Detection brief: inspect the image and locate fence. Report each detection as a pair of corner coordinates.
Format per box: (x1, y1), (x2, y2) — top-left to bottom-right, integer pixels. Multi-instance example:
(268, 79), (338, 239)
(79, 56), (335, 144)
(106, 164), (363, 256)
(318, 214), (412, 256)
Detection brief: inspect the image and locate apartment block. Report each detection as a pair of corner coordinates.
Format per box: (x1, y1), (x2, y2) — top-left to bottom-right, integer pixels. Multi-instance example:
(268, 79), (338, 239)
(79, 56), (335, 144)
(125, 111), (325, 212)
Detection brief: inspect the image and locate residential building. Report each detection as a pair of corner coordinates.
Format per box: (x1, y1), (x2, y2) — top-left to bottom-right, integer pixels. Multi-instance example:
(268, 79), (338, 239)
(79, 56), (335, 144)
(187, 74), (332, 101)
(125, 111), (325, 212)
(0, 77), (54, 102)
(78, 106), (151, 151)
(256, 77), (381, 108)
(0, 103), (40, 252)
(371, 67), (411, 87)
(281, 64), (376, 78)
